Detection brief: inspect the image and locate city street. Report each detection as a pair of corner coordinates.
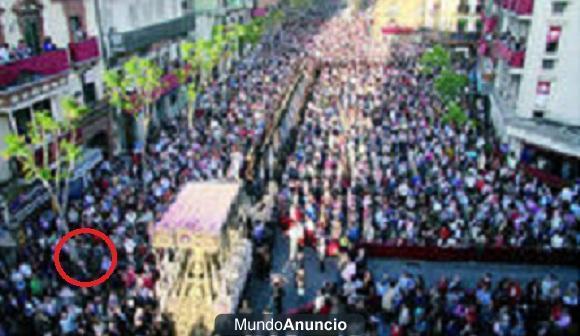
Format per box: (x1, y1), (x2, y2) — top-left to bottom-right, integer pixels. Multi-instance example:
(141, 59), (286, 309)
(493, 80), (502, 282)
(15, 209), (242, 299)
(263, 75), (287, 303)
(0, 1), (578, 335)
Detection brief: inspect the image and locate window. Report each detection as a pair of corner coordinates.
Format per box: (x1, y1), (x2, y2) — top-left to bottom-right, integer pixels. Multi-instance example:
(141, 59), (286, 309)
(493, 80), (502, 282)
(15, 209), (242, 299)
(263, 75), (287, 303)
(14, 108), (32, 136)
(535, 81), (551, 108)
(83, 82), (97, 105)
(546, 26), (562, 53)
(542, 59), (556, 69)
(475, 19), (483, 33)
(552, 1), (568, 15)
(69, 16), (84, 42)
(533, 110), (545, 119)
(457, 19), (468, 33)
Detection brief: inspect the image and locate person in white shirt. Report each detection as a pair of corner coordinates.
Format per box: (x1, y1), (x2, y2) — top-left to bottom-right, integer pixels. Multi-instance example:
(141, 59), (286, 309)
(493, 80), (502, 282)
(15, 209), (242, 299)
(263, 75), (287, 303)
(0, 43), (10, 64)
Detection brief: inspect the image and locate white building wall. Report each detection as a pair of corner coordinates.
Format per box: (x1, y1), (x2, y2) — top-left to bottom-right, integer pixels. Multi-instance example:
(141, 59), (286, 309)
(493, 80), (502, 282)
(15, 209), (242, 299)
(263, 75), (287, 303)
(0, 0), (74, 47)
(43, 0), (69, 47)
(515, 0), (580, 126)
(99, 0), (182, 34)
(548, 0), (580, 126)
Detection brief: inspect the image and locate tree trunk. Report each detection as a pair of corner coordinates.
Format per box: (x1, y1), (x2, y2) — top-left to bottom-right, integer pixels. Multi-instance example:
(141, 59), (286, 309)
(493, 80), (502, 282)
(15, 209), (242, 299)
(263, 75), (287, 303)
(187, 103), (194, 132)
(141, 107), (151, 185)
(50, 194), (62, 218)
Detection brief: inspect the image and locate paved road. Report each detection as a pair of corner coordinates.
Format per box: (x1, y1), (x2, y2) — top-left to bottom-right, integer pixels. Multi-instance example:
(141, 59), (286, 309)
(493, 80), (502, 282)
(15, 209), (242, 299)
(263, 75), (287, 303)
(243, 229), (580, 314)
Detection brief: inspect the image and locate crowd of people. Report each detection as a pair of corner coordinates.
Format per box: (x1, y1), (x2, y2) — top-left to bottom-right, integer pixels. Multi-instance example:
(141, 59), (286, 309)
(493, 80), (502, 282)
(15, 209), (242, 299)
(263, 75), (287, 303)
(0, 2), (578, 335)
(0, 10), (315, 335)
(0, 37), (59, 65)
(278, 13), (579, 255)
(294, 247), (579, 335)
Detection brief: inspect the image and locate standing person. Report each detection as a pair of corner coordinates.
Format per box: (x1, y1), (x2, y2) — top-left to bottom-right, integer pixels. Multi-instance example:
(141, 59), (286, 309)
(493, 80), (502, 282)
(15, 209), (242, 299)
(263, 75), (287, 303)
(272, 276), (285, 315)
(42, 37), (57, 52)
(317, 236), (327, 272)
(288, 221), (303, 262)
(0, 43), (10, 64)
(14, 40), (31, 59)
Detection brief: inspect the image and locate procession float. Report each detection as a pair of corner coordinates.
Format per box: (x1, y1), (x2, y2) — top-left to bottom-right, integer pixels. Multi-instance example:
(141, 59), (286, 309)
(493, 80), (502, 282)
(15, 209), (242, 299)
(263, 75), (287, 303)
(152, 182), (252, 335)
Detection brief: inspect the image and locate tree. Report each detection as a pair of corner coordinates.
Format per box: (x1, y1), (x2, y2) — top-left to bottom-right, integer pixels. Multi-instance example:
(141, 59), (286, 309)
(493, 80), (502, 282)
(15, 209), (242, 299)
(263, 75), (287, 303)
(442, 101), (469, 126)
(420, 44), (451, 74)
(244, 19), (265, 46)
(2, 98), (87, 218)
(289, 0), (310, 10)
(434, 69), (468, 103)
(104, 57), (163, 157)
(178, 41), (201, 131)
(179, 22), (240, 131)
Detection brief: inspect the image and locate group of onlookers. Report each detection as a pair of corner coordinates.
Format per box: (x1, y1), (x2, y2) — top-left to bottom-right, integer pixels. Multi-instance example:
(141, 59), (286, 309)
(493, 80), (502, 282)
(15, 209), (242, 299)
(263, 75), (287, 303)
(0, 37), (58, 65)
(301, 246), (579, 335)
(0, 11), (314, 335)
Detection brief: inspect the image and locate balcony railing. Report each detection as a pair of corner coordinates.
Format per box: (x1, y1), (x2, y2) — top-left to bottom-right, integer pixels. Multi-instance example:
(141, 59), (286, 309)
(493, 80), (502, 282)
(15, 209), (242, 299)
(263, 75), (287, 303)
(0, 50), (70, 89)
(110, 13), (196, 55)
(0, 37), (101, 91)
(69, 37), (100, 63)
(500, 0), (534, 16)
(509, 50), (525, 68)
(493, 41), (526, 68)
(483, 16), (498, 33)
(252, 8), (269, 17)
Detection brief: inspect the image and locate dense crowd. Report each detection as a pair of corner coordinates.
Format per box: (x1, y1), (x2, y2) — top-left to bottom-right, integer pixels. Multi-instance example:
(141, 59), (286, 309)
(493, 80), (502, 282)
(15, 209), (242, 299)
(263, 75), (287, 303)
(0, 12), (312, 335)
(1, 3), (578, 336)
(295, 248), (579, 335)
(278, 17), (579, 254)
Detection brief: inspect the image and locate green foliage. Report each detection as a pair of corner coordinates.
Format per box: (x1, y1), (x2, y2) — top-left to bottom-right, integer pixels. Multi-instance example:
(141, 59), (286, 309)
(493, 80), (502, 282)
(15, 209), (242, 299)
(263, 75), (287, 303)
(420, 44), (451, 74)
(186, 83), (198, 102)
(434, 69), (468, 103)
(244, 19), (265, 45)
(442, 101), (469, 126)
(104, 56), (163, 115)
(61, 97), (88, 124)
(457, 18), (468, 32)
(290, 0), (310, 9)
(2, 99), (86, 215)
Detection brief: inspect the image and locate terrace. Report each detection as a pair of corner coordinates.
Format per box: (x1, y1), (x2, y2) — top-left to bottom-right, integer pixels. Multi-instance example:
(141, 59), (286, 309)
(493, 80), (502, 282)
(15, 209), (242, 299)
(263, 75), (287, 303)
(0, 37), (101, 106)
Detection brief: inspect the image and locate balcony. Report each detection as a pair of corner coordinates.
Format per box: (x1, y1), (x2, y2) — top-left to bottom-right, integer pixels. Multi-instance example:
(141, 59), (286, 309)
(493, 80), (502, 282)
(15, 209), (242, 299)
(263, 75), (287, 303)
(483, 16), (498, 33)
(493, 41), (526, 68)
(0, 51), (71, 105)
(509, 50), (525, 68)
(0, 50), (70, 89)
(500, 0), (534, 16)
(252, 8), (269, 18)
(109, 13), (196, 55)
(68, 37), (100, 64)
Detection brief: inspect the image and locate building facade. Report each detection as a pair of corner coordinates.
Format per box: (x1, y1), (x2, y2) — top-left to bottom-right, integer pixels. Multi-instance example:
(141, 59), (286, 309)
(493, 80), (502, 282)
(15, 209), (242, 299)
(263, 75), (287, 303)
(0, 0), (105, 183)
(0, 0), (256, 226)
(373, 0), (483, 33)
(478, 0), (580, 180)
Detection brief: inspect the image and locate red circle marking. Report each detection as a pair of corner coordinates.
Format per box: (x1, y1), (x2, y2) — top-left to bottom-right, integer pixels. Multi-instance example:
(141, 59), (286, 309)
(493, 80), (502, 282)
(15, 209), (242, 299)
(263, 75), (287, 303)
(53, 228), (118, 288)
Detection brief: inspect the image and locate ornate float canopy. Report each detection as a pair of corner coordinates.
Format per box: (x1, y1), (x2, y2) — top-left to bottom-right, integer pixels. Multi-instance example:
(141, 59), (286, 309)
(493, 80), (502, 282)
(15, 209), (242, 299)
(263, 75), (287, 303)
(152, 182), (250, 335)
(152, 182), (241, 250)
